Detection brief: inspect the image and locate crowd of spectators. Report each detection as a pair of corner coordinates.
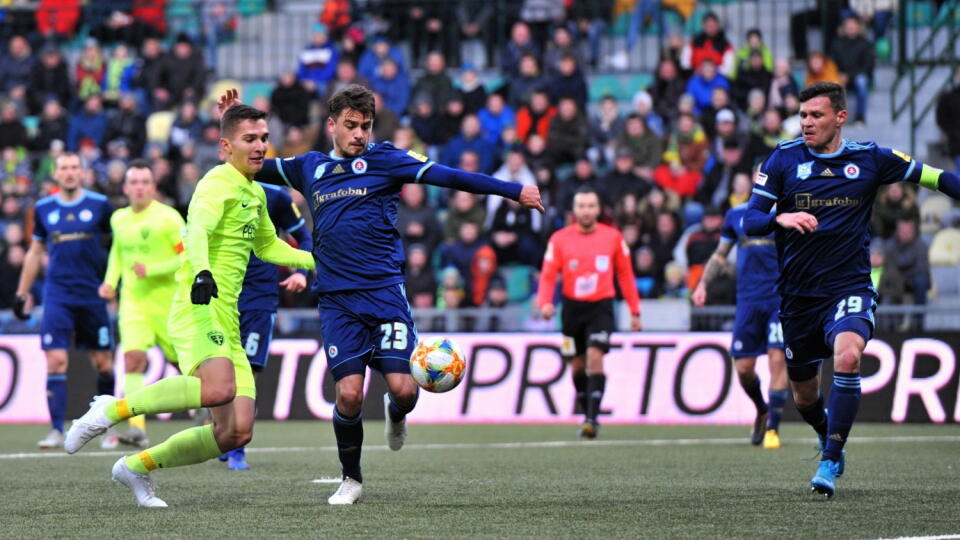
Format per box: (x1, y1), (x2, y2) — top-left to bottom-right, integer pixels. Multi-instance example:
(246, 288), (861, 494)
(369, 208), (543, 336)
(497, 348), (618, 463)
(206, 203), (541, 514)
(0, 0), (954, 317)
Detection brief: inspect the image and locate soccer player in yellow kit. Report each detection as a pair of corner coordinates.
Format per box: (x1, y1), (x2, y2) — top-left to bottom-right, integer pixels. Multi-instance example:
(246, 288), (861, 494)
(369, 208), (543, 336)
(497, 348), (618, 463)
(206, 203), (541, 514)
(99, 160), (184, 448)
(65, 104), (316, 507)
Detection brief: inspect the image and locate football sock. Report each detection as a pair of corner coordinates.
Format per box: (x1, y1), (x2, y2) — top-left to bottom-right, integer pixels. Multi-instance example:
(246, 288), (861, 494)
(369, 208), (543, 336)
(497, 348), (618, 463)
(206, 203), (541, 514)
(797, 395), (828, 440)
(126, 424), (221, 474)
(46, 374), (67, 433)
(824, 372), (861, 461)
(124, 373), (147, 431)
(740, 375), (768, 413)
(572, 370), (588, 414)
(586, 374), (606, 423)
(97, 371), (115, 396)
(767, 389), (788, 431)
(333, 407), (363, 482)
(387, 388), (419, 423)
(106, 375), (202, 424)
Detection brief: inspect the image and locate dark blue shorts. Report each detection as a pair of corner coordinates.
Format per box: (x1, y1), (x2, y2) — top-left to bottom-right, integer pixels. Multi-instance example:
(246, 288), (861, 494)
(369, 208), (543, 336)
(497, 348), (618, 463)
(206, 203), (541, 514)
(240, 309), (276, 372)
(40, 299), (114, 351)
(318, 283), (418, 382)
(731, 300), (783, 358)
(781, 289), (877, 379)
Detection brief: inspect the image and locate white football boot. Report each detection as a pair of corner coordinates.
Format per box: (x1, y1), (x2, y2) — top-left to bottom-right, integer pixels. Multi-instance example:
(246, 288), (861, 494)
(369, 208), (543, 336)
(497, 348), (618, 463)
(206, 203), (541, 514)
(383, 393), (407, 451)
(64, 395), (117, 453)
(327, 477), (363, 505)
(111, 457), (167, 507)
(36, 429), (64, 449)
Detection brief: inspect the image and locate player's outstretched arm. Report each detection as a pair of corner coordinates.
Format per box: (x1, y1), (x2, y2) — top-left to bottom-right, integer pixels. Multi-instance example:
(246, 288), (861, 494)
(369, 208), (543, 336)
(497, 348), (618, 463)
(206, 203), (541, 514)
(691, 242), (733, 307)
(13, 239), (44, 319)
(913, 164), (960, 200)
(252, 202), (315, 271)
(420, 164), (544, 212)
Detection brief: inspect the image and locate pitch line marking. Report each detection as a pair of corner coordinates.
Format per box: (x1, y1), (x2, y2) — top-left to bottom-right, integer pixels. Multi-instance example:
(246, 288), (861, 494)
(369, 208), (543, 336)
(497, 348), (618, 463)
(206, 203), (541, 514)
(1, 434), (958, 460)
(866, 535), (960, 540)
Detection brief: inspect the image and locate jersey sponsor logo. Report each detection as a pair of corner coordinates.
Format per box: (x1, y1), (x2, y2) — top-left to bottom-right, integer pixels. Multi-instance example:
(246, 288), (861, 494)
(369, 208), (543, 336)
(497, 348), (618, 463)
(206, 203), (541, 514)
(843, 163), (861, 179)
(595, 255), (610, 272)
(351, 158), (368, 174)
(892, 149), (912, 162)
(560, 336), (576, 356)
(406, 150), (428, 163)
(312, 186), (369, 206)
(79, 209), (93, 222)
(821, 168), (835, 177)
(328, 345), (338, 358)
(313, 164), (327, 178)
(756, 172), (768, 186)
(242, 222), (256, 239)
(797, 161), (814, 180)
(588, 331), (610, 345)
(332, 163), (346, 175)
(207, 331), (224, 346)
(794, 193), (862, 210)
(48, 210), (60, 225)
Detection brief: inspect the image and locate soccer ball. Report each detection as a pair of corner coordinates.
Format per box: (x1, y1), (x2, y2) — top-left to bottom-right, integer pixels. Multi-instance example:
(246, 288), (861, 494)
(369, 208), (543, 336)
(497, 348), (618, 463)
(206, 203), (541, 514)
(409, 337), (467, 393)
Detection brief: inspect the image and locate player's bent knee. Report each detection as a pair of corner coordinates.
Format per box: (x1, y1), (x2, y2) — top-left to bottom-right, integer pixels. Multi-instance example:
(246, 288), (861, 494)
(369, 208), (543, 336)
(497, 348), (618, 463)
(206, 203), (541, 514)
(203, 383), (237, 407)
(337, 388), (364, 411)
(834, 347), (861, 373)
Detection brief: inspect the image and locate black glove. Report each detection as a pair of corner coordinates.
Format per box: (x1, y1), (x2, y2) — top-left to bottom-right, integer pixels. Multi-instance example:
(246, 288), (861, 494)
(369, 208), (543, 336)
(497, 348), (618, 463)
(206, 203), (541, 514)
(13, 295), (29, 320)
(191, 270), (218, 305)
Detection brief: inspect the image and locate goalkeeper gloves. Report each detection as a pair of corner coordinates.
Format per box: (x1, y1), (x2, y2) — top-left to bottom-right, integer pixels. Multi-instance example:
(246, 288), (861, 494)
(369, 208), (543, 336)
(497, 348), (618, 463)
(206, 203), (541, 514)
(191, 270), (219, 305)
(13, 295), (29, 320)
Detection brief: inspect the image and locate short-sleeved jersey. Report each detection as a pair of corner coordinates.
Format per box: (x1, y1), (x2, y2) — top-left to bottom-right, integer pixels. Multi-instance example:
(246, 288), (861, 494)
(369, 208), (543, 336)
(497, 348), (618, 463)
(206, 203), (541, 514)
(753, 138), (921, 297)
(536, 223), (641, 315)
(720, 203), (778, 304)
(259, 141), (435, 293)
(104, 201), (185, 314)
(238, 183), (306, 312)
(32, 190), (112, 303)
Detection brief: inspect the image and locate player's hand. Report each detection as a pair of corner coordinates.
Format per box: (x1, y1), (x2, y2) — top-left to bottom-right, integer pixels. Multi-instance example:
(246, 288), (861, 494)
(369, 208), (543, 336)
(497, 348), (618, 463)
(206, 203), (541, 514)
(13, 293), (32, 320)
(98, 283), (116, 300)
(691, 283), (707, 307)
(132, 262), (147, 279)
(217, 87), (242, 114)
(191, 270), (219, 304)
(518, 185), (545, 214)
(630, 314), (642, 331)
(776, 212), (819, 234)
(540, 303), (555, 320)
(280, 272), (308, 293)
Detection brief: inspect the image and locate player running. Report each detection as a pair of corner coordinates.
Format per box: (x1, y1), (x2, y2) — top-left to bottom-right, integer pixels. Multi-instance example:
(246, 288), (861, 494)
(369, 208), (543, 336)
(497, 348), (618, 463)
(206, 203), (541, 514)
(14, 153), (117, 450)
(692, 175), (788, 449)
(220, 84), (543, 505)
(743, 81), (960, 497)
(536, 186), (642, 439)
(99, 160), (185, 449)
(221, 182), (313, 471)
(65, 104), (316, 508)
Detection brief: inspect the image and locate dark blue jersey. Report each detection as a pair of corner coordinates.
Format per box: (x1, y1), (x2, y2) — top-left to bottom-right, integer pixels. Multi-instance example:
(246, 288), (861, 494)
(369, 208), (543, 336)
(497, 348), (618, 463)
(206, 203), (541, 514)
(720, 203), (779, 304)
(238, 183), (311, 312)
(750, 138), (921, 297)
(257, 141), (521, 293)
(32, 190), (112, 303)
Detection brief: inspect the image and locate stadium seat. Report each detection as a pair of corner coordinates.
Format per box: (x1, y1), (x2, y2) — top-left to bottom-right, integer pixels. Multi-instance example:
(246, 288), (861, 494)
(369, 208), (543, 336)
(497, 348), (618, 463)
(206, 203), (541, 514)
(906, 0), (935, 27)
(243, 80), (274, 102)
(931, 265), (960, 296)
(929, 227), (960, 266)
(919, 193), (952, 235)
(237, 0), (268, 17)
(145, 110), (175, 145)
(588, 73), (653, 102)
(502, 265), (534, 303)
(203, 78), (244, 112)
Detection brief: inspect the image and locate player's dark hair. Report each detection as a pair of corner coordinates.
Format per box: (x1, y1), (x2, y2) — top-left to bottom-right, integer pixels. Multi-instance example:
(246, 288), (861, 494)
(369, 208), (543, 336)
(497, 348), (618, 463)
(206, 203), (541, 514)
(124, 158), (153, 182)
(799, 82), (847, 112)
(220, 104), (267, 138)
(328, 84), (376, 122)
(574, 185), (600, 198)
(54, 152), (81, 167)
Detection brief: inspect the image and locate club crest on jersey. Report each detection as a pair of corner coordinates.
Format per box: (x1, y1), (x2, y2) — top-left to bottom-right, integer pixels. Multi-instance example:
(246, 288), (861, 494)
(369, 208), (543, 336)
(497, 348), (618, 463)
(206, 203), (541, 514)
(595, 255), (610, 272)
(207, 331), (224, 346)
(351, 158), (367, 175)
(79, 209), (93, 222)
(797, 161), (814, 180)
(48, 210), (59, 225)
(140, 227), (150, 239)
(843, 163), (861, 179)
(314, 164), (327, 178)
(328, 345), (338, 358)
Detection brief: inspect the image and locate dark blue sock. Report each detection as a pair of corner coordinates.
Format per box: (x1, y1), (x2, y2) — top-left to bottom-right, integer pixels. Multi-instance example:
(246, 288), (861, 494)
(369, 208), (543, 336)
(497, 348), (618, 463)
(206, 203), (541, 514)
(572, 370), (588, 414)
(824, 372), (861, 461)
(387, 388), (419, 423)
(767, 389), (789, 431)
(586, 374), (606, 422)
(741, 376), (768, 413)
(333, 407), (363, 483)
(47, 374), (67, 433)
(797, 395), (828, 440)
(96, 371), (115, 396)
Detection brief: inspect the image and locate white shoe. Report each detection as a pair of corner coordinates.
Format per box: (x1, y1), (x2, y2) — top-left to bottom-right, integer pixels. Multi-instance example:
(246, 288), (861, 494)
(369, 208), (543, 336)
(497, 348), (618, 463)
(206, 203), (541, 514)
(37, 429), (64, 449)
(383, 393), (407, 451)
(117, 427), (149, 449)
(64, 395), (117, 454)
(100, 427), (120, 450)
(327, 477), (363, 505)
(111, 457), (167, 508)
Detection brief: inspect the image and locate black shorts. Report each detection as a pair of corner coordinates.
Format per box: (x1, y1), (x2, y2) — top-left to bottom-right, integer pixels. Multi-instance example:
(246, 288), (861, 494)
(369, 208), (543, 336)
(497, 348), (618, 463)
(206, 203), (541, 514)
(560, 297), (615, 357)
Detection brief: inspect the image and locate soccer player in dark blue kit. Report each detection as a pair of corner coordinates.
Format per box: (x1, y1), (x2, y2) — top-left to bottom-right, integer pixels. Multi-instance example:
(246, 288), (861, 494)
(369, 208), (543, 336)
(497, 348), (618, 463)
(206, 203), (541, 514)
(220, 85), (543, 504)
(13, 153), (117, 449)
(222, 182), (314, 470)
(744, 82), (960, 498)
(692, 185), (788, 449)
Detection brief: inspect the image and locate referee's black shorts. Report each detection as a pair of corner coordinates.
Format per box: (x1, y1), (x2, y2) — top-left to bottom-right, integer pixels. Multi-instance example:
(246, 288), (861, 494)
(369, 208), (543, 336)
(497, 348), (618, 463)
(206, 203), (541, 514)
(560, 297), (615, 357)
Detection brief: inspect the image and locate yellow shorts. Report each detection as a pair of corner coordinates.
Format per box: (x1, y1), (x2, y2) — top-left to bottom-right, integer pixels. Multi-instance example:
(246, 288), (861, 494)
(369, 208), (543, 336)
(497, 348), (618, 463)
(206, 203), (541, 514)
(118, 305), (177, 363)
(167, 295), (255, 400)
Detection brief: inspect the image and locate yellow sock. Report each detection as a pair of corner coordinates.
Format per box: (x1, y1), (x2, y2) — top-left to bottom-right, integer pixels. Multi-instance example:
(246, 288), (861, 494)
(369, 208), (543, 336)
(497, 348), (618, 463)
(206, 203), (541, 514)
(106, 375), (202, 424)
(124, 373), (146, 431)
(126, 424), (222, 474)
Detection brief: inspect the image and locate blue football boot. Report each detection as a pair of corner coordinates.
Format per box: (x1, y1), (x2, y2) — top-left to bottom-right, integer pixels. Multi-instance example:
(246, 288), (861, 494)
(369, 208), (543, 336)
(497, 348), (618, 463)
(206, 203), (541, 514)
(226, 447), (249, 471)
(810, 459), (841, 498)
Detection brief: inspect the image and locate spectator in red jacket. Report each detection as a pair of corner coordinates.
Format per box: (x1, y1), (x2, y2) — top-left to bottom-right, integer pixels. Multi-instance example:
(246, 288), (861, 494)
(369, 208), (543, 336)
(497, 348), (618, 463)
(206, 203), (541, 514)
(681, 12), (734, 76)
(516, 89), (556, 144)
